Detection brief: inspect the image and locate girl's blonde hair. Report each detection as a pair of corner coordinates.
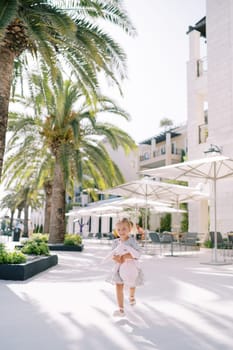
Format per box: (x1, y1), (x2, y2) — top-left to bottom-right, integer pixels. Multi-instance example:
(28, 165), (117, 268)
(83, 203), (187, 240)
(116, 217), (132, 230)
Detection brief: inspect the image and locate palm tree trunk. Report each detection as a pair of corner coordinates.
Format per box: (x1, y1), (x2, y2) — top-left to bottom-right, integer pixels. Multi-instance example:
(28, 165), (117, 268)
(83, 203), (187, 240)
(49, 161), (66, 243)
(23, 204), (29, 237)
(43, 181), (53, 234)
(0, 47), (15, 180)
(17, 208), (23, 219)
(10, 210), (15, 230)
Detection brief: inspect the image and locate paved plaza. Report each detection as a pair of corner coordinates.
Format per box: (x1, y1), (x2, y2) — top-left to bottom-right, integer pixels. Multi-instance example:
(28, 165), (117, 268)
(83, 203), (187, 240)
(0, 241), (233, 350)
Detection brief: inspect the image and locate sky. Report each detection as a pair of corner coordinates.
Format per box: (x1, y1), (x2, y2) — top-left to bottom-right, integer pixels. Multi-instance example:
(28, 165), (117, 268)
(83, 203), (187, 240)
(102, 0), (206, 143)
(0, 0), (206, 200)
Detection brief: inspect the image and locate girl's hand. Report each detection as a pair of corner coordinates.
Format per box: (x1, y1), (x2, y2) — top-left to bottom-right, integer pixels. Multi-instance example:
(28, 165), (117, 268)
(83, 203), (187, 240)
(112, 255), (122, 263)
(121, 253), (133, 263)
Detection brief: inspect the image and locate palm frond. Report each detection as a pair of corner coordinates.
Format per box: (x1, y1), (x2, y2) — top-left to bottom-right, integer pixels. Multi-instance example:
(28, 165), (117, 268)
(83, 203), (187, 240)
(0, 0), (17, 31)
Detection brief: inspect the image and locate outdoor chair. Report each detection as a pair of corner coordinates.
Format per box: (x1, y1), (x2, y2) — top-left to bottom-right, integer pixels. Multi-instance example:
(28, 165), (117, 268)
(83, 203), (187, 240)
(85, 233), (94, 239)
(227, 233), (233, 246)
(95, 232), (102, 239)
(160, 232), (174, 243)
(179, 232), (199, 251)
(209, 231), (231, 259)
(148, 232), (162, 255)
(159, 232), (178, 256)
(209, 231), (230, 248)
(227, 233), (233, 258)
(107, 232), (115, 240)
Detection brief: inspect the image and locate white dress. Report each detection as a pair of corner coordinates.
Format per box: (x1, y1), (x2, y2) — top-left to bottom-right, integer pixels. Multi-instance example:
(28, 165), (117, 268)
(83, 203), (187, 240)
(106, 237), (144, 287)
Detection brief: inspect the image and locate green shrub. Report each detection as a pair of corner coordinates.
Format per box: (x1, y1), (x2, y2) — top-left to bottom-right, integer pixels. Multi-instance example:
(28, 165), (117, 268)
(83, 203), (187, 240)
(64, 234), (82, 246)
(0, 243), (5, 252)
(21, 236), (50, 255)
(5, 251), (27, 264)
(160, 213), (171, 232)
(203, 239), (213, 248)
(31, 233), (49, 243)
(180, 203), (188, 232)
(0, 243), (7, 264)
(0, 243), (26, 264)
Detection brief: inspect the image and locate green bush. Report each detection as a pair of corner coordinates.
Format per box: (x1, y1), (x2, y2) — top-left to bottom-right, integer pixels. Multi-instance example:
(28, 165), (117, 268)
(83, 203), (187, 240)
(0, 243), (26, 264)
(21, 236), (50, 256)
(5, 251), (27, 264)
(0, 243), (7, 264)
(203, 239), (213, 248)
(180, 203), (188, 232)
(160, 213), (171, 232)
(64, 234), (82, 246)
(31, 233), (49, 243)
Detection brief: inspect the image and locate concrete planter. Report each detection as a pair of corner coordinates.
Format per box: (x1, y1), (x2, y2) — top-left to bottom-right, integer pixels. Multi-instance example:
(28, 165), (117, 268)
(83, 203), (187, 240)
(48, 244), (84, 251)
(0, 255), (58, 281)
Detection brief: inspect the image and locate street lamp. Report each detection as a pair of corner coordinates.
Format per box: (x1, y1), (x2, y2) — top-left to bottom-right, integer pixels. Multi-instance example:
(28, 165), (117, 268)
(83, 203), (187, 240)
(204, 144), (222, 155)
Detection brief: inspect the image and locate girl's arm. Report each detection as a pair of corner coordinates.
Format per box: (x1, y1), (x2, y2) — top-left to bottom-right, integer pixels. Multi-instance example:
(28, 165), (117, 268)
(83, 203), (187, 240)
(121, 239), (141, 260)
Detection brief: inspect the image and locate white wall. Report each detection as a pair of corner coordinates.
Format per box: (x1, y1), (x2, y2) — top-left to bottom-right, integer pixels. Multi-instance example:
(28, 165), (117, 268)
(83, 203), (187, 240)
(103, 141), (139, 182)
(206, 0), (233, 234)
(187, 1), (233, 236)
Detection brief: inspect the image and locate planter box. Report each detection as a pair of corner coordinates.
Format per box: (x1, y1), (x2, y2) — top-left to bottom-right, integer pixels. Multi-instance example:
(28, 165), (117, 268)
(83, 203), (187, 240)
(48, 244), (84, 251)
(0, 255), (58, 281)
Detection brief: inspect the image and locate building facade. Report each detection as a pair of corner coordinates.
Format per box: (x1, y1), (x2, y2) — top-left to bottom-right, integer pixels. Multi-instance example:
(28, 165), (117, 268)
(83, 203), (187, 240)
(138, 125), (187, 232)
(139, 124), (187, 171)
(187, 0), (233, 235)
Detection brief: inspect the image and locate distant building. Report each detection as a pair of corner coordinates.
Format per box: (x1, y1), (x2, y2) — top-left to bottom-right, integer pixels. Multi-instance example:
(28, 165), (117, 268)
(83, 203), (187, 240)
(139, 124), (187, 171)
(67, 139), (139, 235)
(102, 138), (139, 182)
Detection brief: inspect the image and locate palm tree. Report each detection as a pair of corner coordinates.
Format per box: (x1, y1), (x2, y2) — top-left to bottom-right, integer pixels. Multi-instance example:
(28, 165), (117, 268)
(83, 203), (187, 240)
(4, 77), (136, 242)
(0, 183), (42, 235)
(0, 191), (18, 230)
(3, 129), (55, 233)
(159, 118), (174, 131)
(0, 0), (136, 179)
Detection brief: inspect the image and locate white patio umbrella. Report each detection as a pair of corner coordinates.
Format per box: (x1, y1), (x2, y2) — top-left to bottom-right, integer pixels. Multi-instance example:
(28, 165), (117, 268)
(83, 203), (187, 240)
(111, 197), (169, 208)
(72, 204), (127, 235)
(73, 205), (125, 220)
(94, 212), (130, 218)
(114, 198), (186, 233)
(110, 197), (173, 233)
(141, 154), (233, 264)
(104, 178), (209, 232)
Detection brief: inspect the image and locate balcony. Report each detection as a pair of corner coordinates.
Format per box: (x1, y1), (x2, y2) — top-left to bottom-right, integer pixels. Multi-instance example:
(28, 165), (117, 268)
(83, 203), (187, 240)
(139, 148), (183, 168)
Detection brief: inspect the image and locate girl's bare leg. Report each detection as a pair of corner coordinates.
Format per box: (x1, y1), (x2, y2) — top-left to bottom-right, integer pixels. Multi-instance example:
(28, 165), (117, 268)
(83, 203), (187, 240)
(116, 283), (124, 310)
(129, 287), (136, 305)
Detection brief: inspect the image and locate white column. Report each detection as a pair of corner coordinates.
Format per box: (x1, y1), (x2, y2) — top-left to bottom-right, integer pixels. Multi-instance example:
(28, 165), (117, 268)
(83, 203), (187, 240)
(165, 132), (171, 165)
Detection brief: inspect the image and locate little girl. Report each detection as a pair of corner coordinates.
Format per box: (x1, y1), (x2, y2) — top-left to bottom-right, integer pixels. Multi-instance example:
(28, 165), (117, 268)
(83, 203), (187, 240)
(106, 218), (144, 317)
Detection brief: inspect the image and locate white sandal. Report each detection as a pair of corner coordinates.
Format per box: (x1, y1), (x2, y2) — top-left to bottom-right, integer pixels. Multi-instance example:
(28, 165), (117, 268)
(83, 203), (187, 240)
(113, 308), (125, 317)
(129, 296), (136, 306)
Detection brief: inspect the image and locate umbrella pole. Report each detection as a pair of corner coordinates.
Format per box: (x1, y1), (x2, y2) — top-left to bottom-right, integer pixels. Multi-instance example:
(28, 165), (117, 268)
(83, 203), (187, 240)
(145, 186), (148, 234)
(213, 162), (218, 262)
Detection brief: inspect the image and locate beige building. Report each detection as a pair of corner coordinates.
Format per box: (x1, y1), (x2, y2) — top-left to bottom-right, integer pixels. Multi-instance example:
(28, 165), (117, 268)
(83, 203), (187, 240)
(67, 141), (139, 235)
(138, 125), (187, 231)
(187, 0), (233, 236)
(103, 138), (139, 182)
(139, 124), (187, 171)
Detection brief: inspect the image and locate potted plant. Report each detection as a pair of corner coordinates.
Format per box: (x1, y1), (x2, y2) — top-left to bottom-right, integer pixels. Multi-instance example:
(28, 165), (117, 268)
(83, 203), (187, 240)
(49, 233), (84, 251)
(0, 235), (58, 280)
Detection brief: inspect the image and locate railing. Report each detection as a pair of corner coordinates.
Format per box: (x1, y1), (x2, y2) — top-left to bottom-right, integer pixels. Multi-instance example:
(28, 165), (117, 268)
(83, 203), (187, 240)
(197, 56), (207, 77)
(139, 148), (183, 162)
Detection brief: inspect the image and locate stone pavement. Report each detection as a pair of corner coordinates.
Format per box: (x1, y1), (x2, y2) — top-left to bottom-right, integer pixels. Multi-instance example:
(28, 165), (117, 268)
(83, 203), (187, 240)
(0, 240), (233, 350)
